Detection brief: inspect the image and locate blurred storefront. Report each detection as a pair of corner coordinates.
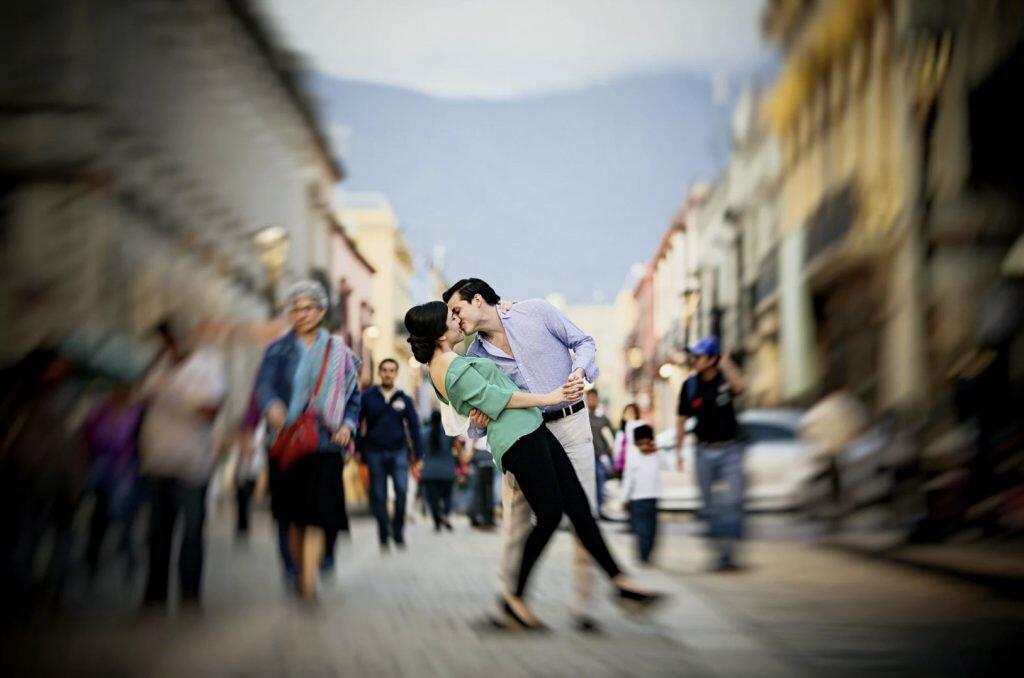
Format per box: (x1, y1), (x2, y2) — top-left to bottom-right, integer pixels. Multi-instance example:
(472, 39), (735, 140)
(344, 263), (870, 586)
(762, 0), (1024, 417)
(562, 291), (633, 424)
(650, 215), (690, 433)
(0, 0), (344, 405)
(328, 216), (376, 387)
(760, 0), (1024, 536)
(342, 193), (419, 394)
(763, 0), (913, 412)
(624, 266), (657, 422)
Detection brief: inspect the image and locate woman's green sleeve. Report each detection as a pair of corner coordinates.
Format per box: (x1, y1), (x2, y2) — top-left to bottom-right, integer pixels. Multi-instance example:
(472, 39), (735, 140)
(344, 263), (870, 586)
(449, 364), (515, 421)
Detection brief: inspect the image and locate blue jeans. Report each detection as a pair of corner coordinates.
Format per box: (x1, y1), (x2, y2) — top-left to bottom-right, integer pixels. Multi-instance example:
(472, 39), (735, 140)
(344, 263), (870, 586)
(628, 498), (658, 562)
(366, 450), (409, 545)
(695, 443), (745, 565)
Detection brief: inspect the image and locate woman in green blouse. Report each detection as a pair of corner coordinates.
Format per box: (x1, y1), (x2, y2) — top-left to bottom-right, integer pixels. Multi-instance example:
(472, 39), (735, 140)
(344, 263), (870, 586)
(405, 301), (660, 629)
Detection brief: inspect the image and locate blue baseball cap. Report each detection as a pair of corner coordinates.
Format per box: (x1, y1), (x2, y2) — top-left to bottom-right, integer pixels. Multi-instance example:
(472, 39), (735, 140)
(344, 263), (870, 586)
(686, 335), (721, 357)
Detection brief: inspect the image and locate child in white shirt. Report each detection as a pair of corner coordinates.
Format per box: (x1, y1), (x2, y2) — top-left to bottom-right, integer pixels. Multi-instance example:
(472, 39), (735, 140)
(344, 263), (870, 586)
(621, 423), (661, 564)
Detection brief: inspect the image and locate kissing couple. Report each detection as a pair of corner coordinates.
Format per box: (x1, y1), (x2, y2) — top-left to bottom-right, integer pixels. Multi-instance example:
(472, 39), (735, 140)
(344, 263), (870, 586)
(405, 278), (662, 630)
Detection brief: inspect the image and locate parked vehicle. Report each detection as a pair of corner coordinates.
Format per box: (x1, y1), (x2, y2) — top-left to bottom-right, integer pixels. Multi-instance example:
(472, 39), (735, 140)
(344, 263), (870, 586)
(605, 409), (813, 513)
(799, 414), (920, 526)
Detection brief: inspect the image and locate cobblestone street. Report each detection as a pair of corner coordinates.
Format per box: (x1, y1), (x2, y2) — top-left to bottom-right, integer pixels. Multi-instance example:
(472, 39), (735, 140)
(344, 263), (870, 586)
(5, 506), (1023, 678)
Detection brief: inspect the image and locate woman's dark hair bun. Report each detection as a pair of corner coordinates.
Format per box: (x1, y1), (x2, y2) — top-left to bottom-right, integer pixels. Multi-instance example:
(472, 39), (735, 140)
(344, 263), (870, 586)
(407, 335), (436, 364)
(404, 301), (449, 364)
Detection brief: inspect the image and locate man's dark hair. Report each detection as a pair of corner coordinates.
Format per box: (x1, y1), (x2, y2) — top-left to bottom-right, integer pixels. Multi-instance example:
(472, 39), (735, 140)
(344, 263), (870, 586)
(442, 278), (500, 305)
(587, 388), (599, 397)
(379, 358), (399, 371)
(633, 424), (654, 444)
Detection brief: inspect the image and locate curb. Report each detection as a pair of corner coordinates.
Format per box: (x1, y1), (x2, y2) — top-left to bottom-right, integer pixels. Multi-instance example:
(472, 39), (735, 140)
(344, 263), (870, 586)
(822, 533), (1024, 598)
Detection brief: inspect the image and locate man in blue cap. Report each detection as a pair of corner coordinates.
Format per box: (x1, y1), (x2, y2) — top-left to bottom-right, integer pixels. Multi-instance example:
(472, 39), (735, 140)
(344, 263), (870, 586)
(674, 335), (748, 571)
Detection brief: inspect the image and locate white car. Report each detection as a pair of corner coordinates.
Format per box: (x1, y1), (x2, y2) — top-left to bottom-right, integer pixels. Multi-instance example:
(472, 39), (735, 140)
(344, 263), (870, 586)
(609, 409), (813, 513)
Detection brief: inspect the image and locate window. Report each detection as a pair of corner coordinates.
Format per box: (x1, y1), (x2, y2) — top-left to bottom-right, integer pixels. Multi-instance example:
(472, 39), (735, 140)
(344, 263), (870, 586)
(740, 422), (795, 443)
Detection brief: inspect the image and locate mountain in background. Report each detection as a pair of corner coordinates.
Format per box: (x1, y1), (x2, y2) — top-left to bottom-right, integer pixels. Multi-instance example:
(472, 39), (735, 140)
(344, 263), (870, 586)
(314, 70), (756, 302)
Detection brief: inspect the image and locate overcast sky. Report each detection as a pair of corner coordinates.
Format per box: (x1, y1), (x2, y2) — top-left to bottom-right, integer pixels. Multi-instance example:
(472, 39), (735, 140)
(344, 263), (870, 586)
(264, 0), (767, 100)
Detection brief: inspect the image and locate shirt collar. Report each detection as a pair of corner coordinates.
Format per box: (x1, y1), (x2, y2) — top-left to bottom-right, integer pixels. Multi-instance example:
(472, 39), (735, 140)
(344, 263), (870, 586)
(475, 310), (515, 359)
(377, 385), (402, 400)
(477, 335), (513, 360)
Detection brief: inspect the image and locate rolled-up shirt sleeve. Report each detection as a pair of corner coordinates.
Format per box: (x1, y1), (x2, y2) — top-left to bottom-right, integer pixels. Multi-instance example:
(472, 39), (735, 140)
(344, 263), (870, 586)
(449, 365), (515, 422)
(538, 301), (600, 383)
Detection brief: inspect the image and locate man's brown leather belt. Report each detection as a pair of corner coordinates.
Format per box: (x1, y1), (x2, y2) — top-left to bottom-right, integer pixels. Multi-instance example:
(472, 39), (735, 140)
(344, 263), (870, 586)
(542, 399), (585, 423)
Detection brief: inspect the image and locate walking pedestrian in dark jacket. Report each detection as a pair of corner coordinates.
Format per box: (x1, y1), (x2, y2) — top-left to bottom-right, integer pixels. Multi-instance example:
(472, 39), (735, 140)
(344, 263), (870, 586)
(357, 359), (422, 550)
(418, 411), (456, 532)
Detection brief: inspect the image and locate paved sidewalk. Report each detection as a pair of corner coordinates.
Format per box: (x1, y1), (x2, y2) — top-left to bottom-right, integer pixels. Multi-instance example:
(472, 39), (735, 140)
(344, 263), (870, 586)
(823, 530), (1024, 595)
(4, 508), (1023, 677)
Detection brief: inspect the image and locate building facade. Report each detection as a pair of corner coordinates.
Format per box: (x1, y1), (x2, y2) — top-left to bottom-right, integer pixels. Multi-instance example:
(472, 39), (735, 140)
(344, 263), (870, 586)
(762, 0), (1024, 417)
(328, 216), (376, 386)
(0, 0), (343, 405)
(342, 193), (418, 394)
(561, 295), (631, 425)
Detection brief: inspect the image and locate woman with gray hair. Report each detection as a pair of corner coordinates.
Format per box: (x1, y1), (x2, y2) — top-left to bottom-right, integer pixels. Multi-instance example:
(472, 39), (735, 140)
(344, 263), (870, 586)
(253, 280), (361, 601)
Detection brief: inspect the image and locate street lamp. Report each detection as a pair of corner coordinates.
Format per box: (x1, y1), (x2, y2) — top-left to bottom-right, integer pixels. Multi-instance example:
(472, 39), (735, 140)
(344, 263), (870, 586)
(364, 325), (380, 341)
(253, 225), (287, 247)
(658, 363), (676, 380)
(627, 347), (644, 369)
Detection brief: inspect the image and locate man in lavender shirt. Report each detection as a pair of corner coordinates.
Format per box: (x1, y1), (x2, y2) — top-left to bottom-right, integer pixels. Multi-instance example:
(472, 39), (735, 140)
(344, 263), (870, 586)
(443, 278), (603, 632)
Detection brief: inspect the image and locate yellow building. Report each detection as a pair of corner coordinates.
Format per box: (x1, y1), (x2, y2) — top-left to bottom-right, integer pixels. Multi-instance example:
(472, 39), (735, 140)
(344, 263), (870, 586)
(763, 0), (1024, 420)
(340, 193), (419, 394)
(763, 0), (923, 413)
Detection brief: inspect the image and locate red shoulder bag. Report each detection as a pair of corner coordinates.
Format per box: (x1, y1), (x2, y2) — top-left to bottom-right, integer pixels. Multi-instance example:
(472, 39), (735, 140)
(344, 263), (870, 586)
(269, 337), (333, 471)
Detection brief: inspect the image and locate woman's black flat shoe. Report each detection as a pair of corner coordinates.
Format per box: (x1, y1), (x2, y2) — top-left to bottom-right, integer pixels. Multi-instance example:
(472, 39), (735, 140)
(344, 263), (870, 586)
(615, 587), (665, 612)
(503, 600), (547, 631)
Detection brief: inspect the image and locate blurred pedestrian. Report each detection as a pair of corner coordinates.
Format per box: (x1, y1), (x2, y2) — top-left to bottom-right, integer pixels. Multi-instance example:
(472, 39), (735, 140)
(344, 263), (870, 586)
(452, 435), (474, 514)
(254, 297), (311, 589)
(139, 319), (228, 609)
(586, 389), (615, 520)
(613, 403), (641, 477)
(275, 281), (361, 601)
(357, 358), (422, 552)
(418, 410), (456, 532)
(674, 335), (747, 572)
(234, 391), (265, 540)
(81, 380), (144, 579)
(0, 349), (87, 618)
(622, 423), (661, 565)
(468, 435), (496, 529)
(407, 301), (661, 630)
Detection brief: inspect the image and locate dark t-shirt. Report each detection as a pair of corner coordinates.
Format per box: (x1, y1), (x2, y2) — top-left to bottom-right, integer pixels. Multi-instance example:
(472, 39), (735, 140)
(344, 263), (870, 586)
(677, 373), (738, 443)
(589, 413), (613, 459)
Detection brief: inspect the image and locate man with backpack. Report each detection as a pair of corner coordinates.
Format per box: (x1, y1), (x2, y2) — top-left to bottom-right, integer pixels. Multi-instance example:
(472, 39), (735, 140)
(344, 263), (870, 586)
(675, 335), (748, 572)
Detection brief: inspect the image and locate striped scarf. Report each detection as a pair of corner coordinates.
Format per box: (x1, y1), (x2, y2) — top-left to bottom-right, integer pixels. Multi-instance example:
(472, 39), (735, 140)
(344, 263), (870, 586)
(288, 329), (361, 432)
